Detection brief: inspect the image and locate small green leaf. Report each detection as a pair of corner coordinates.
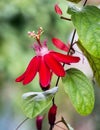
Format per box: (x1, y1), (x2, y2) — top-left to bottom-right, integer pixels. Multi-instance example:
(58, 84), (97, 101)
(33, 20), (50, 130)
(62, 68), (94, 115)
(66, 0), (81, 3)
(68, 5), (100, 58)
(21, 87), (58, 119)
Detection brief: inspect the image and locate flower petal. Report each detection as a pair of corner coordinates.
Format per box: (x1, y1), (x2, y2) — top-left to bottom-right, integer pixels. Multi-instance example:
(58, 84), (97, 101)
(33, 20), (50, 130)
(44, 53), (65, 77)
(52, 38), (70, 52)
(50, 52), (80, 63)
(23, 56), (40, 85)
(39, 57), (51, 88)
(15, 72), (26, 82)
(54, 4), (62, 15)
(16, 56), (40, 83)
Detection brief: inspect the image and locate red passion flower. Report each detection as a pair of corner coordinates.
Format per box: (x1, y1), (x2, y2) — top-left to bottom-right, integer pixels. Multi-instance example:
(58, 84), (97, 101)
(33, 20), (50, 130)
(15, 27), (80, 90)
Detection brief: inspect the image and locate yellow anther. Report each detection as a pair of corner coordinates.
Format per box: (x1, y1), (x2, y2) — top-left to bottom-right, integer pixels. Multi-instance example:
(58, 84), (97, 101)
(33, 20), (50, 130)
(28, 27), (44, 40)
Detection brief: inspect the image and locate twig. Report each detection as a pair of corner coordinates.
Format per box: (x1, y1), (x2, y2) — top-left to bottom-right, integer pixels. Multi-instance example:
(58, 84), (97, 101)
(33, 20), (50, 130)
(83, 0), (88, 6)
(55, 124), (67, 130)
(49, 125), (54, 130)
(15, 117), (29, 130)
(55, 117), (70, 130)
(60, 16), (71, 21)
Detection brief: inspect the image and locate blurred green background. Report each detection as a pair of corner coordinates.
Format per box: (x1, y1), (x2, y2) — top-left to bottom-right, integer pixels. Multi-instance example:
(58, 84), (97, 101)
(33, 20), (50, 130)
(0, 0), (100, 130)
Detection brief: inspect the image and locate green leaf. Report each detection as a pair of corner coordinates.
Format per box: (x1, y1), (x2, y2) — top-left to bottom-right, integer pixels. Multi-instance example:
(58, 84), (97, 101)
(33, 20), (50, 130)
(68, 5), (100, 58)
(21, 87), (58, 119)
(78, 40), (100, 86)
(62, 68), (94, 115)
(66, 0), (81, 3)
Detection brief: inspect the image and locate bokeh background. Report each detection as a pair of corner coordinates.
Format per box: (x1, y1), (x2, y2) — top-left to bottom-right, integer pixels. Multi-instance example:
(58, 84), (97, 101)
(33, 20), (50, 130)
(0, 0), (100, 130)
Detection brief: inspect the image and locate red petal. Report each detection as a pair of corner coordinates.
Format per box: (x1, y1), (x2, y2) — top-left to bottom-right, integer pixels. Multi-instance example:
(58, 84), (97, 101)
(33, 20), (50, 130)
(44, 53), (65, 77)
(54, 4), (62, 15)
(25, 56), (39, 73)
(23, 56), (40, 85)
(15, 72), (26, 82)
(15, 56), (39, 83)
(39, 57), (51, 87)
(50, 52), (80, 63)
(52, 38), (69, 52)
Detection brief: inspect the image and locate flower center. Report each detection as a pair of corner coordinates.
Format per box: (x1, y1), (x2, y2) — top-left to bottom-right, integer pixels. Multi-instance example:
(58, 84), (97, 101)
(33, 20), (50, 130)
(28, 27), (50, 56)
(39, 46), (49, 56)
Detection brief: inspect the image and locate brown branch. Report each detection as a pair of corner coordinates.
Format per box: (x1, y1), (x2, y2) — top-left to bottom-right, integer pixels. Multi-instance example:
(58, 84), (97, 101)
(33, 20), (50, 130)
(60, 16), (71, 21)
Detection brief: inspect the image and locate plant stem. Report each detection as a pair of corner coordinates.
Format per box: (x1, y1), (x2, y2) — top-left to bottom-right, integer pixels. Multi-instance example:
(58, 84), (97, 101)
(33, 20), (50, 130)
(50, 25), (76, 130)
(55, 124), (67, 130)
(60, 16), (71, 21)
(53, 0), (88, 102)
(49, 125), (54, 130)
(15, 118), (29, 130)
(83, 0), (88, 6)
(55, 28), (76, 86)
(50, 0), (88, 130)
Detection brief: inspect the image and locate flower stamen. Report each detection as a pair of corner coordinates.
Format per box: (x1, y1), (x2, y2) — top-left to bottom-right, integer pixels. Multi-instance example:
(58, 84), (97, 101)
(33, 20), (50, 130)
(28, 27), (44, 46)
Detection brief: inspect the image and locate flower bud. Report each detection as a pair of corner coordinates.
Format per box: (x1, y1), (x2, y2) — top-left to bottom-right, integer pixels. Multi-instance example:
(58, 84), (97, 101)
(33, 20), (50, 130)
(54, 4), (63, 15)
(48, 104), (57, 126)
(36, 115), (44, 130)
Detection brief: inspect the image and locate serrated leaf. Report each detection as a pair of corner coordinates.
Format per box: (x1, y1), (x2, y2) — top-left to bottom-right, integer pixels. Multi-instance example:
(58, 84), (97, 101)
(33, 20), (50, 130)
(66, 0), (81, 3)
(21, 87), (58, 119)
(62, 68), (94, 115)
(68, 5), (100, 58)
(78, 40), (100, 86)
